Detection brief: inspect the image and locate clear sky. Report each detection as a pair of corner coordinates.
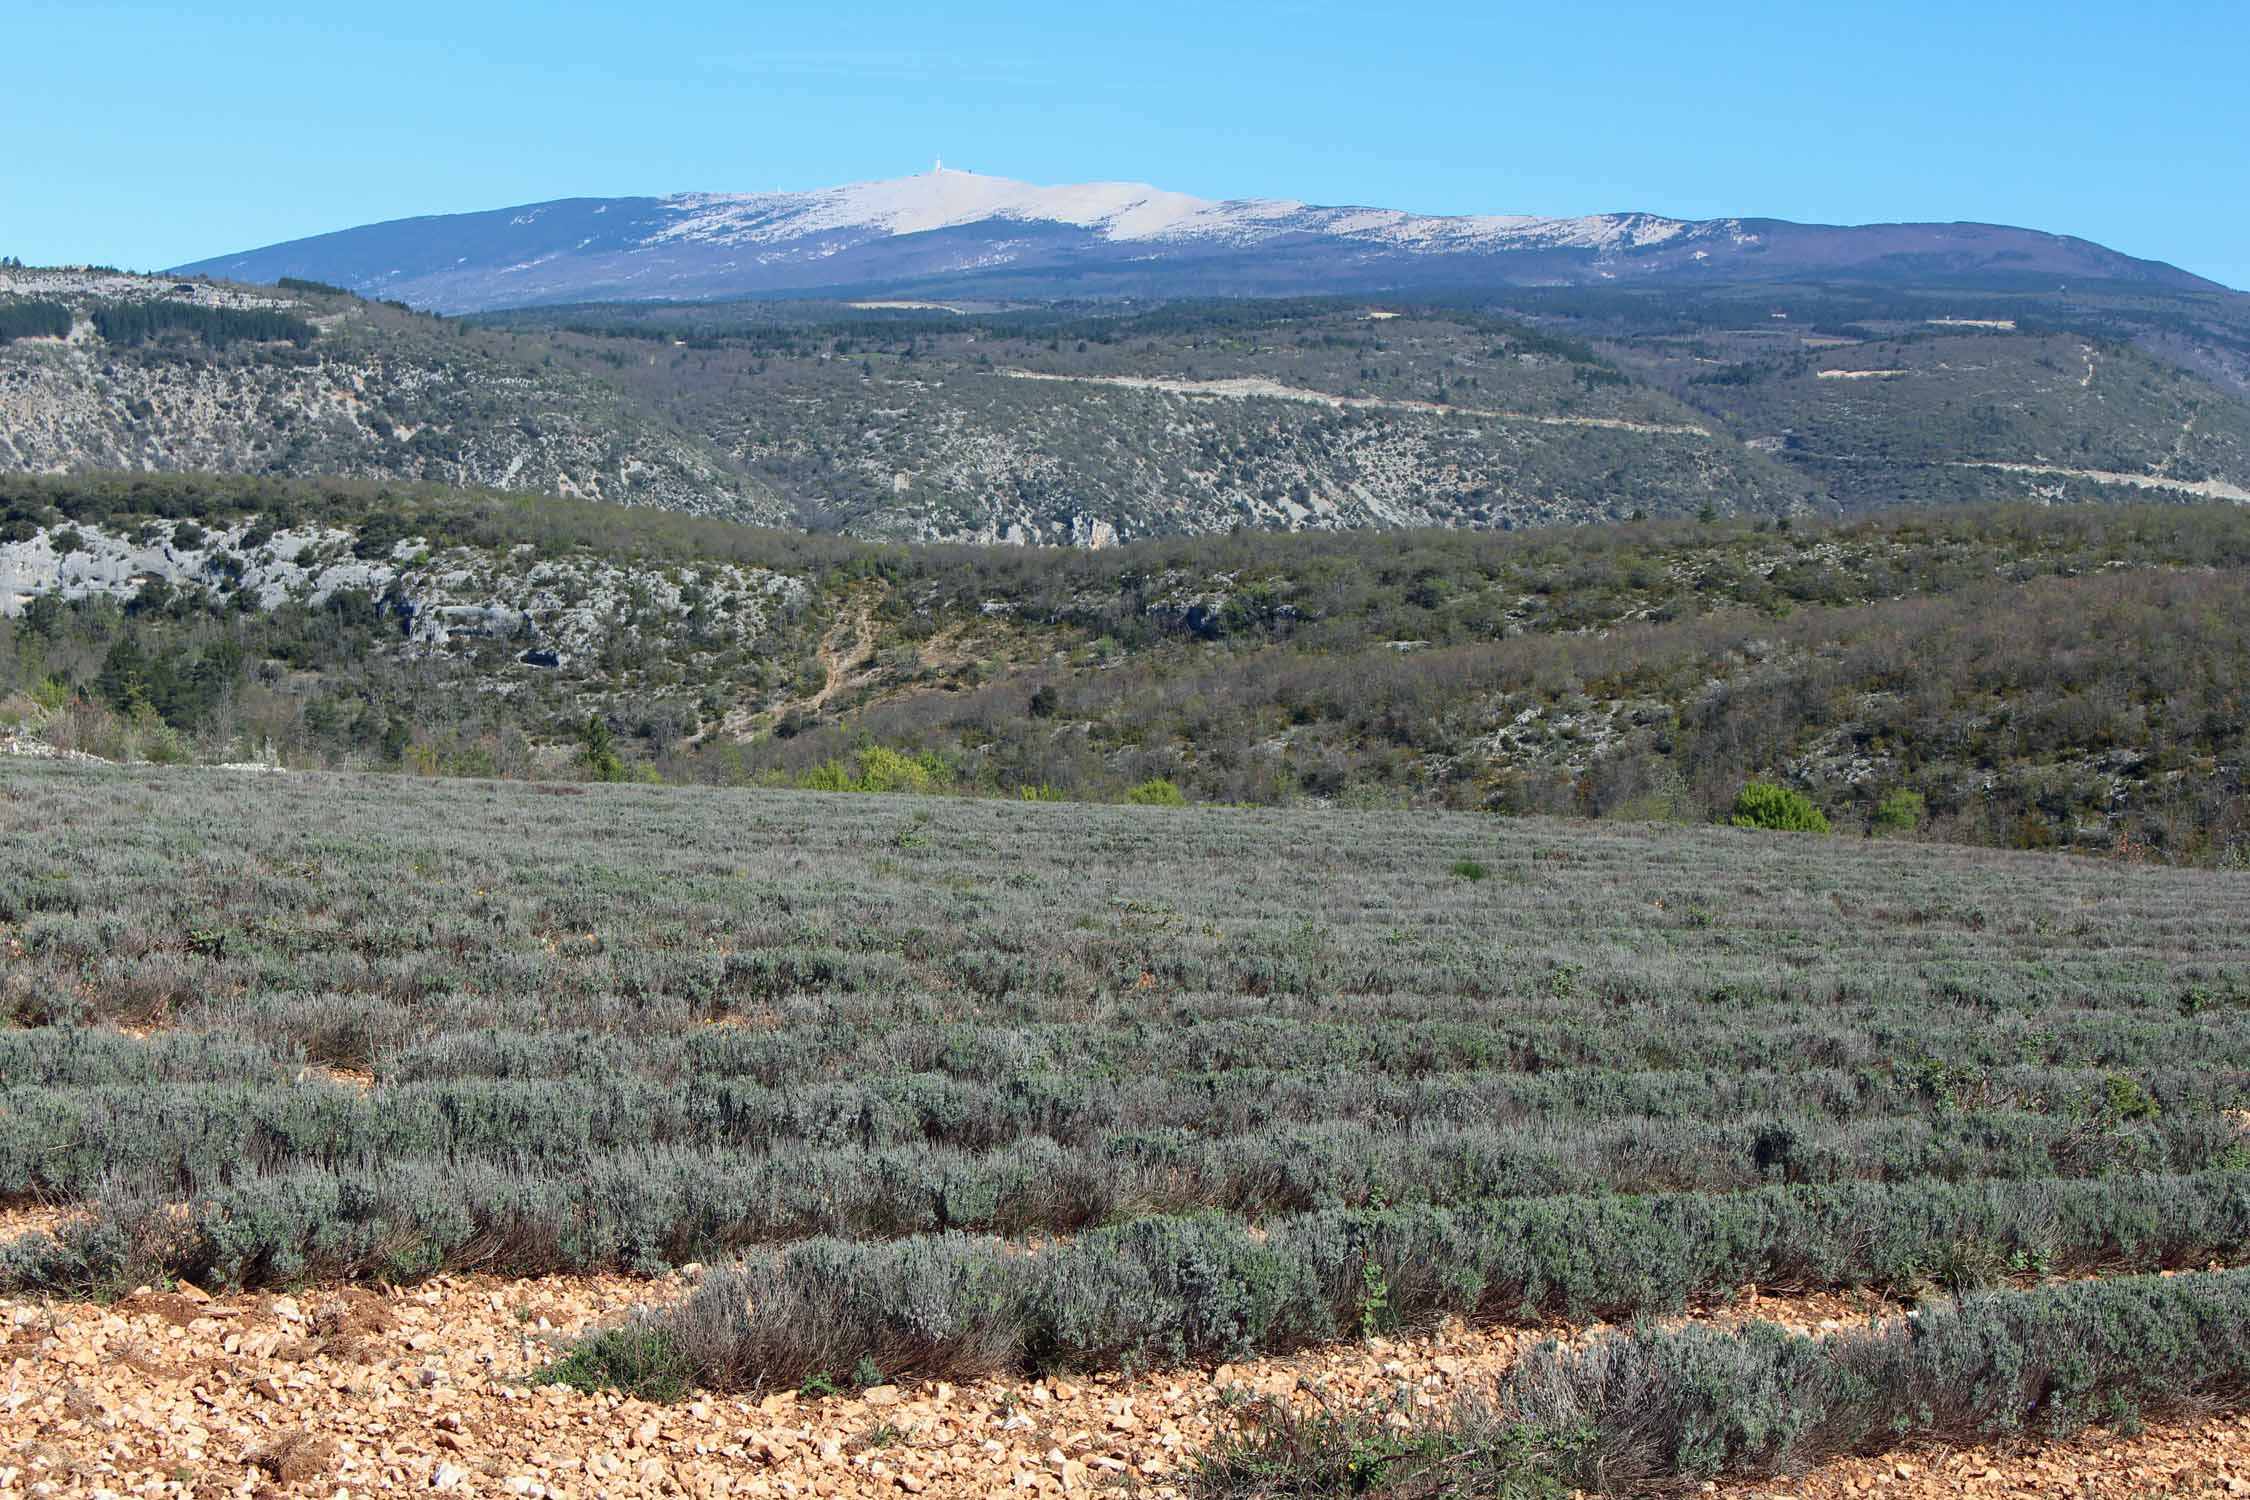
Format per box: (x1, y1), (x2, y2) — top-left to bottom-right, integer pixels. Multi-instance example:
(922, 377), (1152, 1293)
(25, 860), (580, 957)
(6, 0), (2244, 288)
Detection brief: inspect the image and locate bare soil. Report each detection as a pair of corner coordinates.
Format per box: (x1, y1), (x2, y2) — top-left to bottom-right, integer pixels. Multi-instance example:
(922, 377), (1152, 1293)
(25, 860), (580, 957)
(6, 1264), (2240, 1498)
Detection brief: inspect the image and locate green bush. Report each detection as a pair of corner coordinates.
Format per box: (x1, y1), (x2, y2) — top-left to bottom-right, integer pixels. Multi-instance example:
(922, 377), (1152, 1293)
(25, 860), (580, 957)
(533, 1326), (694, 1402)
(1872, 788), (1926, 836)
(1126, 777), (1186, 806)
(1729, 782), (1830, 834)
(852, 746), (948, 794)
(1451, 859), (1489, 882)
(577, 715), (628, 782)
(793, 746), (953, 794)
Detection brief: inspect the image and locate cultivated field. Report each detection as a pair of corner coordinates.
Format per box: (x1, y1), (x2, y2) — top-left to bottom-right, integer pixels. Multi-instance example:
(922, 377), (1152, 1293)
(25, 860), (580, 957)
(3, 759), (2248, 1495)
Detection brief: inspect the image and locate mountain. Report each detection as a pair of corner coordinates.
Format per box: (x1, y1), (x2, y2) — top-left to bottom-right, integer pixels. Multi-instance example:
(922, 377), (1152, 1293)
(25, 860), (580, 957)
(174, 168), (2224, 314)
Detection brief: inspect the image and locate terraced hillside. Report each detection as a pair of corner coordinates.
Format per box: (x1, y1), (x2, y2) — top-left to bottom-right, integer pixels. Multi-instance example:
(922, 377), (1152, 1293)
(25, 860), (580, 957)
(0, 759), (2246, 1495)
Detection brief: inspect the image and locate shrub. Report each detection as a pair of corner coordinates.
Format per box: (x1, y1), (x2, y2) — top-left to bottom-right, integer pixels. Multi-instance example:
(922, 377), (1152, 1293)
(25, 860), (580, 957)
(1126, 778), (1186, 807)
(793, 746), (953, 795)
(533, 1327), (694, 1402)
(797, 759), (854, 791)
(577, 715), (627, 782)
(657, 1237), (1027, 1392)
(1451, 859), (1489, 882)
(1729, 782), (1830, 834)
(1872, 788), (1926, 836)
(852, 746), (946, 794)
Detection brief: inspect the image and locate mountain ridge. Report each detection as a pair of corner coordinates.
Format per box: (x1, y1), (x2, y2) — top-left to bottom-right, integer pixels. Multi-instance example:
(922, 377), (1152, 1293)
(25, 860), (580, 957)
(175, 168), (2224, 313)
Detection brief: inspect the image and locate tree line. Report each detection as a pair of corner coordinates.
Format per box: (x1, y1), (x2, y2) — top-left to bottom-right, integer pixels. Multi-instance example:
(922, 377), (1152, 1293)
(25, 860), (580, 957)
(88, 300), (316, 350)
(0, 301), (70, 342)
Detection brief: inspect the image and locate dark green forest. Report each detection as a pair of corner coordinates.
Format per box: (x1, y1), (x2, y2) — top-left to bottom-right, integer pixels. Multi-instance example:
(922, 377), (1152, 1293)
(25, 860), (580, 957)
(87, 299), (315, 350)
(0, 300), (71, 342)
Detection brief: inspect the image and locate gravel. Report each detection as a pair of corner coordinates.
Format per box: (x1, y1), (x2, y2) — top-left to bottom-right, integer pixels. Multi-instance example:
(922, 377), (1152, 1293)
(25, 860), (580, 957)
(11, 1258), (2241, 1498)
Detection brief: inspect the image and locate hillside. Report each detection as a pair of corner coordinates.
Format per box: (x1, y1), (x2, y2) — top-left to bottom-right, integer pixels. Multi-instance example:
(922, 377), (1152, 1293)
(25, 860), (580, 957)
(171, 167), (2223, 311)
(2, 473), (2245, 862)
(7, 270), (2250, 546)
(0, 267), (778, 520)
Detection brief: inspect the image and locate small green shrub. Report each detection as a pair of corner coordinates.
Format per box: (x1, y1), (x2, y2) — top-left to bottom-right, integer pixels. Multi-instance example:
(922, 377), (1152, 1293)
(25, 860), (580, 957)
(1197, 1405), (1579, 1500)
(797, 759), (854, 792)
(1450, 859), (1489, 882)
(1125, 778), (1186, 807)
(1871, 788), (1925, 836)
(1356, 1257), (1393, 1335)
(793, 746), (953, 795)
(1730, 782), (1830, 834)
(532, 1326), (693, 1402)
(2099, 1074), (2161, 1124)
(577, 715), (627, 782)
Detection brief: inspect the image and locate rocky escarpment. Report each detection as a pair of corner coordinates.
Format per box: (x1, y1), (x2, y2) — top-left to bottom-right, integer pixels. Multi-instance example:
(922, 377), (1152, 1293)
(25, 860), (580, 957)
(0, 520), (809, 671)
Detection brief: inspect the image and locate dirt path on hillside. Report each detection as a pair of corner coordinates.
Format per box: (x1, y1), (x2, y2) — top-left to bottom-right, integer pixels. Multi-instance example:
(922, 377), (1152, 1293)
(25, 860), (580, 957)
(803, 597), (880, 714)
(2156, 405), (2201, 479)
(710, 593), (883, 742)
(1953, 459), (2250, 502)
(998, 368), (1715, 436)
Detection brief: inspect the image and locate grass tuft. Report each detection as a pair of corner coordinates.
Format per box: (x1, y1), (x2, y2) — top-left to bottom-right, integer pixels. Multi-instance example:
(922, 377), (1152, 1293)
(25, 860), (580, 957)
(531, 1325), (696, 1404)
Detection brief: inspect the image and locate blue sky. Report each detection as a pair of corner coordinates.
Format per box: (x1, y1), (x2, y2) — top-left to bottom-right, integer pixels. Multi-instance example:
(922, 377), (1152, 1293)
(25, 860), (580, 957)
(6, 0), (2245, 288)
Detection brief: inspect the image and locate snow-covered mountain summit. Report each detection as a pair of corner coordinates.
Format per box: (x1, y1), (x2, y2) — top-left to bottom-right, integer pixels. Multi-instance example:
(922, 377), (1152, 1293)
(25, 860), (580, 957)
(642, 167), (1711, 254)
(176, 167), (2218, 313)
(652, 168), (1223, 245)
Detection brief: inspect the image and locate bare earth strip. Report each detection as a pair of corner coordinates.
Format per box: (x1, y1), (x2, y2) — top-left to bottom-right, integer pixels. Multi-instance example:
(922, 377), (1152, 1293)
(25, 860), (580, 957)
(1954, 460), (2250, 503)
(0, 1267), (1892, 1500)
(1724, 1416), (2250, 1498)
(997, 368), (1716, 436)
(7, 1268), (2246, 1499)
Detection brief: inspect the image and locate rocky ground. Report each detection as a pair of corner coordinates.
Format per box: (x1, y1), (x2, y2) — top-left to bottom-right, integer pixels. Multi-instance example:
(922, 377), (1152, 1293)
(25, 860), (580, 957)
(5, 1239), (2245, 1500)
(0, 518), (807, 675)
